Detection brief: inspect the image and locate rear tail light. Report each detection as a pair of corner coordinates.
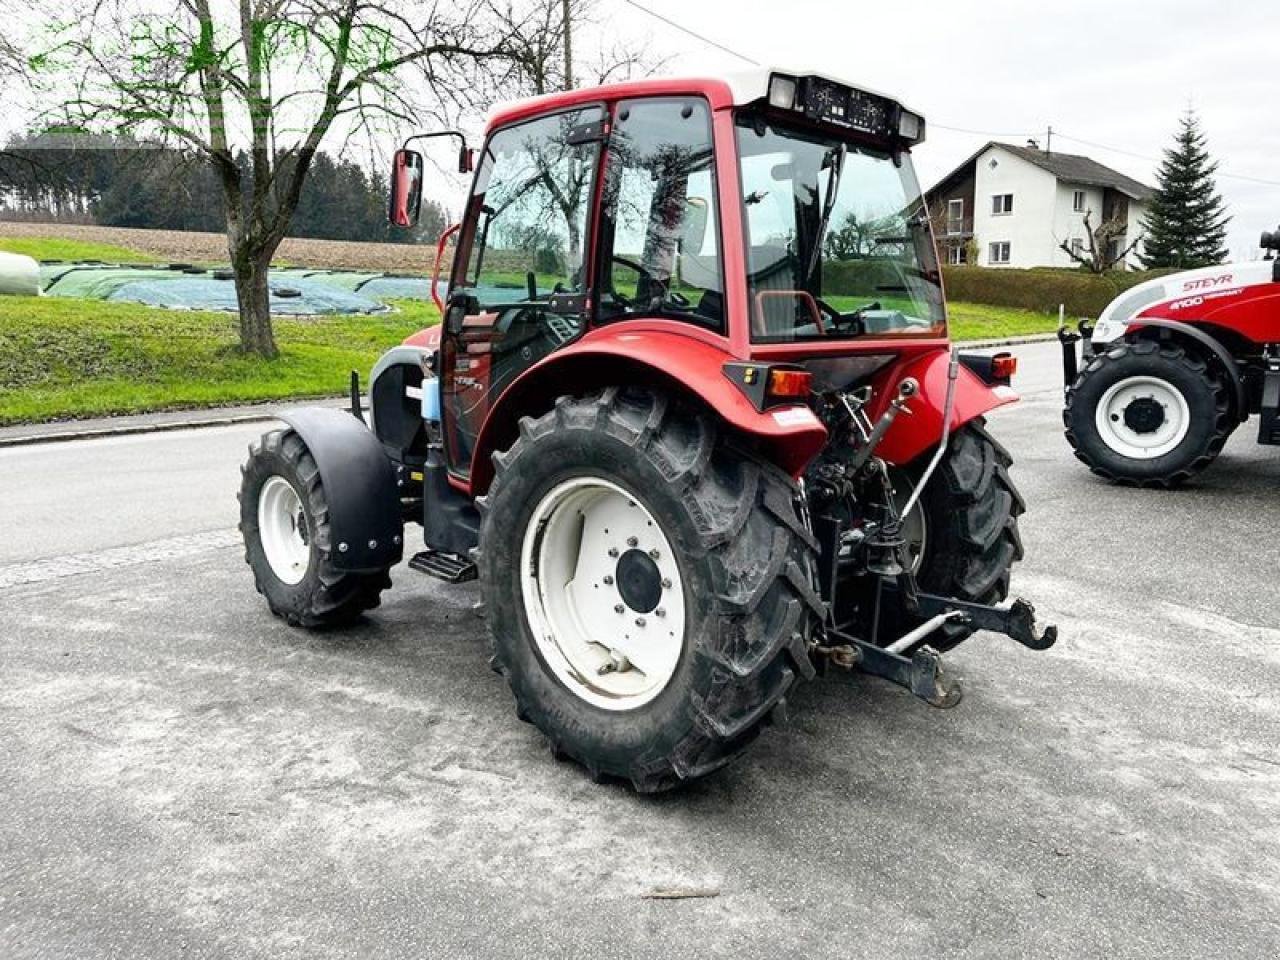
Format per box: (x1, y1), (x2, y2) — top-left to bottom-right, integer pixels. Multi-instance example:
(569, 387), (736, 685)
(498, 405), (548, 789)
(991, 353), (1017, 380)
(767, 368), (812, 400)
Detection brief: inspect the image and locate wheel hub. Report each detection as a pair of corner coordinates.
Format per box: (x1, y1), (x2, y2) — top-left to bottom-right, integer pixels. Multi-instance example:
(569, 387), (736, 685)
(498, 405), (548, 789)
(1121, 396), (1166, 434)
(520, 476), (686, 711)
(1094, 375), (1191, 460)
(615, 548), (662, 613)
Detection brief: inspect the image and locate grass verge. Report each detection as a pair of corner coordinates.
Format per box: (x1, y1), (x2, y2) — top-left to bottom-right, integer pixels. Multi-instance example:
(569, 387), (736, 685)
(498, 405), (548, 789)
(0, 296), (1056, 425)
(0, 236), (162, 263)
(0, 296), (438, 425)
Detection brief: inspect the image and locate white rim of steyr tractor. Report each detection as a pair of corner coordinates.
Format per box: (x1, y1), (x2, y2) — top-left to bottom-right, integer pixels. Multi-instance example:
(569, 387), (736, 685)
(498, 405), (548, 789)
(258, 475), (312, 585)
(520, 476), (687, 711)
(1095, 375), (1191, 460)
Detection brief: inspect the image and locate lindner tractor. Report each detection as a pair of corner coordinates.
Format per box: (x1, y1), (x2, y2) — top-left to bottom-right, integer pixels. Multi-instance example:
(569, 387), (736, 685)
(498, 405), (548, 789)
(1061, 228), (1280, 486)
(239, 70), (1057, 790)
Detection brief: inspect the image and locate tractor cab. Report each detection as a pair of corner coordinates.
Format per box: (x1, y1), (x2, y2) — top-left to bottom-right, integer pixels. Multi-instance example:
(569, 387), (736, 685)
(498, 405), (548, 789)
(389, 70), (947, 484)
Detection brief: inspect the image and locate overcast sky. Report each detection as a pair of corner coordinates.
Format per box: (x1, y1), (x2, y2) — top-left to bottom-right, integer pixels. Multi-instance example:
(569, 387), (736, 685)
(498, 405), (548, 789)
(4, 0), (1276, 258)
(613, 0), (1280, 259)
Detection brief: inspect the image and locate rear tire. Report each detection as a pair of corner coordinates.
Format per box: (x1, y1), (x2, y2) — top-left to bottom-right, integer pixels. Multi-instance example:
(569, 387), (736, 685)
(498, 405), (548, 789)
(239, 429), (392, 628)
(1064, 339), (1231, 487)
(478, 388), (823, 792)
(908, 419), (1025, 651)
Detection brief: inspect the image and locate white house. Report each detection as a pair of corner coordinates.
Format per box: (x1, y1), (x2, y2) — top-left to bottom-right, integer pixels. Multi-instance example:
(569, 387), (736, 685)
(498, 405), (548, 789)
(925, 142), (1154, 269)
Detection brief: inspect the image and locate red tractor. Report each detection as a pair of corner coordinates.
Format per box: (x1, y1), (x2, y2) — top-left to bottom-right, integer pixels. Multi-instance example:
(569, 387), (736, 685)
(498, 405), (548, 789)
(1061, 232), (1280, 485)
(239, 70), (1056, 790)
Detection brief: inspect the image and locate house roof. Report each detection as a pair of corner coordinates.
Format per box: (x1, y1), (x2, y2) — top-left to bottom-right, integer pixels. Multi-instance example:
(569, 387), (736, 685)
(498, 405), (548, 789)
(926, 141), (1155, 201)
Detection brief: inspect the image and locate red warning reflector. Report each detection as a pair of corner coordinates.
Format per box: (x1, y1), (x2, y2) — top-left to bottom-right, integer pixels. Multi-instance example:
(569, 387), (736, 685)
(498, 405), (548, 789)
(767, 368), (812, 399)
(991, 352), (1017, 380)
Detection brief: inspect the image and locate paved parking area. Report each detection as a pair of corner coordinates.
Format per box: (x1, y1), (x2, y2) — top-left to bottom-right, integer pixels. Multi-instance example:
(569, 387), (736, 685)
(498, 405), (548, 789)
(2, 342), (1278, 959)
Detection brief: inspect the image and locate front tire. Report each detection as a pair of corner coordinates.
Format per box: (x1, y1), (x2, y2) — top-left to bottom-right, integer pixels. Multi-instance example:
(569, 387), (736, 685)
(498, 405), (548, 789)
(239, 429), (392, 628)
(1064, 339), (1231, 487)
(478, 388), (823, 792)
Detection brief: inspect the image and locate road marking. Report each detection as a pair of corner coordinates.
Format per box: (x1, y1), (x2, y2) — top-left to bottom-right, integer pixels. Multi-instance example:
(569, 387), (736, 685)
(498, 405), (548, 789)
(0, 529), (240, 589)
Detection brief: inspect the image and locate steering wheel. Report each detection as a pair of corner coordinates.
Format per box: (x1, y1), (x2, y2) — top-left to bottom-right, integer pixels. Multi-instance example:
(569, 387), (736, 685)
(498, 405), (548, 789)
(610, 255), (695, 311)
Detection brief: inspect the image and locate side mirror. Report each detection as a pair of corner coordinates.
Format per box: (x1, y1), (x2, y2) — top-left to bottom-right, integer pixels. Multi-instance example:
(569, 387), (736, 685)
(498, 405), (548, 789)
(388, 148), (424, 228)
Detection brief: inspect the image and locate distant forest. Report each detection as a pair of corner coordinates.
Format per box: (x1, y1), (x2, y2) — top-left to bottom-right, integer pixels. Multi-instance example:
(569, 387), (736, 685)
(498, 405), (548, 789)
(0, 132), (449, 244)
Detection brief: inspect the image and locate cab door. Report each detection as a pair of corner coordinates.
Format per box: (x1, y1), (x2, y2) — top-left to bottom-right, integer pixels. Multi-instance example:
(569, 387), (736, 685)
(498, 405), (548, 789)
(441, 105), (606, 478)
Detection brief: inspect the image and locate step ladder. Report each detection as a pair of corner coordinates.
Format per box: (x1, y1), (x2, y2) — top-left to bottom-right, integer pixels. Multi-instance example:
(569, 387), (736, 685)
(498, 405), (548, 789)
(409, 550), (477, 583)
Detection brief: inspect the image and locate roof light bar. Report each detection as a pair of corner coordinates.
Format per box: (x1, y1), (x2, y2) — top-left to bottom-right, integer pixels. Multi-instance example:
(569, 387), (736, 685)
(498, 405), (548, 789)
(764, 72), (926, 146)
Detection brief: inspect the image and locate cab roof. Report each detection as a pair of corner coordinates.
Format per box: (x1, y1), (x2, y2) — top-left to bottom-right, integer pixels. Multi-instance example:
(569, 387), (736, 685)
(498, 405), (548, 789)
(485, 68), (922, 132)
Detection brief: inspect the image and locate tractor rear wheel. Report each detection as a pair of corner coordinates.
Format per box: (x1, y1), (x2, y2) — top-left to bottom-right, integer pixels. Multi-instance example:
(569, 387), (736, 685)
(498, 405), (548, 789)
(239, 429), (392, 628)
(477, 388), (823, 792)
(877, 419), (1025, 652)
(1064, 339), (1232, 487)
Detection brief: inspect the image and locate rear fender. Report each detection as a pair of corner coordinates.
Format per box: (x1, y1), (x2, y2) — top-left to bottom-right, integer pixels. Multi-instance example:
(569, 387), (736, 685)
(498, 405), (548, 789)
(276, 407), (404, 572)
(867, 348), (1018, 465)
(468, 328), (828, 494)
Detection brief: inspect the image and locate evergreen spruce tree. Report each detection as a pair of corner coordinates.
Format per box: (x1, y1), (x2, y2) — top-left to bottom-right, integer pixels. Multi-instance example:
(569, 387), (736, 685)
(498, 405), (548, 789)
(1140, 111), (1231, 268)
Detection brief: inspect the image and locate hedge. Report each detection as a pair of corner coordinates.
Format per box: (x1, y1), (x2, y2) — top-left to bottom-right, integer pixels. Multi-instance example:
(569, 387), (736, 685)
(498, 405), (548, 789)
(821, 260), (1169, 318)
(938, 266), (1173, 318)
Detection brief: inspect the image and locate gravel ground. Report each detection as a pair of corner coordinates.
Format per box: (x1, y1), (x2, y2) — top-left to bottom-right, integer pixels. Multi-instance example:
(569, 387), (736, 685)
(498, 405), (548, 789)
(1, 342), (1277, 959)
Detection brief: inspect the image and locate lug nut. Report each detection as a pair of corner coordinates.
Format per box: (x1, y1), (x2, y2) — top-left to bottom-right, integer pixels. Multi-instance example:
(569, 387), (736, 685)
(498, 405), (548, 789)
(368, 539), (378, 549)
(634, 617), (646, 627)
(614, 604), (625, 614)
(648, 548), (660, 560)
(608, 547), (619, 558)
(338, 542), (349, 553)
(603, 575), (614, 585)
(626, 536), (638, 547)
(661, 578), (672, 589)
(655, 608), (666, 618)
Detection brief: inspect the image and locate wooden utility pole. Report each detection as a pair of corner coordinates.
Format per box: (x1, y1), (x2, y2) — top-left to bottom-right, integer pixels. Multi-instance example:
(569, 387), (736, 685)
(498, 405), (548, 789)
(562, 0), (573, 90)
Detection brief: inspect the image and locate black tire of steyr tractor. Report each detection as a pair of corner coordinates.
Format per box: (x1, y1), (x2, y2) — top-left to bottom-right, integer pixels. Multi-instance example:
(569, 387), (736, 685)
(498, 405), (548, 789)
(239, 428), (392, 628)
(910, 419), (1026, 651)
(1064, 339), (1232, 488)
(477, 387), (824, 792)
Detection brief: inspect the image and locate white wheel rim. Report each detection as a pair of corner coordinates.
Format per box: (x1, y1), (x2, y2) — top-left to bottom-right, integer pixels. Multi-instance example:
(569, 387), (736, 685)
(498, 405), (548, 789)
(257, 475), (311, 585)
(1095, 375), (1191, 460)
(520, 476), (686, 711)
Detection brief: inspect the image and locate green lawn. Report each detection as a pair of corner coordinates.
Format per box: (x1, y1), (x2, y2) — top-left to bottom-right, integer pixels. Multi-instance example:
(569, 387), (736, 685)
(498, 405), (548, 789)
(0, 294), (1055, 426)
(947, 301), (1059, 341)
(0, 296), (439, 425)
(0, 236), (161, 263)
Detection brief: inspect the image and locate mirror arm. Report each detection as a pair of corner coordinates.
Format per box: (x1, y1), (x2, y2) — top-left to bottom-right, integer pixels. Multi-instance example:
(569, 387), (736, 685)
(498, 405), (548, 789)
(402, 130), (474, 174)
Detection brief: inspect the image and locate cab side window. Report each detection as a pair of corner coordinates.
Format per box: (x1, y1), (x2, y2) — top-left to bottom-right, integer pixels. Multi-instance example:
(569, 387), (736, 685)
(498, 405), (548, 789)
(597, 98), (724, 331)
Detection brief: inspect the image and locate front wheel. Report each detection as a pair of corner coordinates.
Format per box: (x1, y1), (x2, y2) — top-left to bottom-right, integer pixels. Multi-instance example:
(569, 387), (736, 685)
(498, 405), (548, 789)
(478, 388), (823, 792)
(1064, 339), (1232, 487)
(239, 429), (392, 628)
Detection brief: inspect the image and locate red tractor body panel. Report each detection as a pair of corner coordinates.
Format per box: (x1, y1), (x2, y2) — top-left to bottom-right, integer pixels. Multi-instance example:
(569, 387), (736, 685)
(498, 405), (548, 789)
(1135, 280), (1280, 345)
(865, 349), (1019, 464)
(465, 320), (830, 494)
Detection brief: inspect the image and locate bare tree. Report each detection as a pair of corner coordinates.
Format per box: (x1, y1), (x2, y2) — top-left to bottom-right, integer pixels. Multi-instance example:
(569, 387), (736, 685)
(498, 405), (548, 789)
(30, 1), (519, 356)
(1059, 208), (1144, 274)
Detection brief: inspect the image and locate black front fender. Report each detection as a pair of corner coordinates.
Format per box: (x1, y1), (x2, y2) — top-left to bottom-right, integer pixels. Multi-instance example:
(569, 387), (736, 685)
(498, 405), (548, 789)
(276, 407), (404, 572)
(1125, 318), (1247, 422)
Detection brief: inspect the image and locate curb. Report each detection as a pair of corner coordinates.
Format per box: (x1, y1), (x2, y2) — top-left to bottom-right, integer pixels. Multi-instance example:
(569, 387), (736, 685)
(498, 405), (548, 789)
(960, 332), (1059, 349)
(0, 411), (286, 449)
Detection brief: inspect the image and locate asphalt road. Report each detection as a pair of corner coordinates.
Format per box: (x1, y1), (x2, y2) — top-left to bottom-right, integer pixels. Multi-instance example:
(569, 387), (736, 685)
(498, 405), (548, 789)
(2, 341), (1278, 959)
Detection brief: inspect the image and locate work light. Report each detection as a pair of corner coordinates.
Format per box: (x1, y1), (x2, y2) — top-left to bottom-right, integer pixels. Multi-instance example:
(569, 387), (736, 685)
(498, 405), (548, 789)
(768, 74), (798, 110)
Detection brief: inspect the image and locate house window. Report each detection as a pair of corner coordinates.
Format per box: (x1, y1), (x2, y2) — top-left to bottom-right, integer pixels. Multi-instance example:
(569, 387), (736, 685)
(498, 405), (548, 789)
(948, 245), (967, 265)
(1073, 190), (1086, 212)
(946, 198), (964, 235)
(1070, 238), (1084, 255)
(988, 241), (1011, 264)
(991, 193), (1013, 215)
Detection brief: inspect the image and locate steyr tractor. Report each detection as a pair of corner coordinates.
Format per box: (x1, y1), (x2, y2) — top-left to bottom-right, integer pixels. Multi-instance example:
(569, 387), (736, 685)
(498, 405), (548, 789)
(239, 70), (1057, 791)
(1061, 230), (1280, 486)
